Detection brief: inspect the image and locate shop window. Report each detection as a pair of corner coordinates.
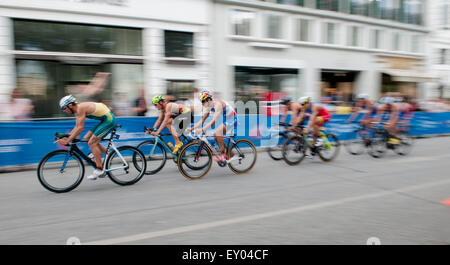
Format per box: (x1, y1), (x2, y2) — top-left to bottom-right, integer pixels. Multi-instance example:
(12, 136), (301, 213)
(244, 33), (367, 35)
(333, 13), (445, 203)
(164, 30), (194, 58)
(234, 66), (299, 113)
(13, 19), (142, 56)
(166, 80), (196, 101)
(230, 9), (255, 36)
(320, 70), (358, 105)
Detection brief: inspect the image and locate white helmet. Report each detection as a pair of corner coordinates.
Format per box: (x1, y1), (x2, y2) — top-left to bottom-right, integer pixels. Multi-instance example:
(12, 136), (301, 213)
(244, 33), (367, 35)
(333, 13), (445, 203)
(59, 95), (77, 110)
(356, 93), (369, 100)
(378, 97), (395, 105)
(298, 96), (311, 105)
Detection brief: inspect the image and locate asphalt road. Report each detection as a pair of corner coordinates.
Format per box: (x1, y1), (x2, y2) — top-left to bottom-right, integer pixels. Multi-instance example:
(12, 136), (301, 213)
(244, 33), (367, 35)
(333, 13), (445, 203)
(0, 137), (449, 245)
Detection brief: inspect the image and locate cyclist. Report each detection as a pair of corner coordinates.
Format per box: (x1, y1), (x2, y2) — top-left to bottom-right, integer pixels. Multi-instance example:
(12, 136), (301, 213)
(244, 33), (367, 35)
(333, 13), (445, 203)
(279, 97), (303, 124)
(347, 94), (378, 126)
(187, 90), (238, 162)
(149, 95), (191, 154)
(57, 95), (117, 180)
(394, 96), (414, 134)
(376, 96), (400, 144)
(294, 96), (332, 147)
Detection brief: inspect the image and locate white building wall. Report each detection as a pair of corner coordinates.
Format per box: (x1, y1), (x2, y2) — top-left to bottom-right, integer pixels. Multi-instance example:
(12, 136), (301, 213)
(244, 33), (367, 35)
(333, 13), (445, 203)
(0, 0), (211, 117)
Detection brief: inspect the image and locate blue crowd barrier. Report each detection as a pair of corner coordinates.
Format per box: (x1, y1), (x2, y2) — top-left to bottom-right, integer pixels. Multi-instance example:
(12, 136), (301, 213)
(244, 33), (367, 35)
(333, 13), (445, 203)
(0, 112), (449, 167)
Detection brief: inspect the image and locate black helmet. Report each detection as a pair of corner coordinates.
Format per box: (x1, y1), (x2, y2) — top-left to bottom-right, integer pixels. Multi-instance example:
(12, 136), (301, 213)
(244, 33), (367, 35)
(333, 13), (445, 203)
(280, 97), (291, 105)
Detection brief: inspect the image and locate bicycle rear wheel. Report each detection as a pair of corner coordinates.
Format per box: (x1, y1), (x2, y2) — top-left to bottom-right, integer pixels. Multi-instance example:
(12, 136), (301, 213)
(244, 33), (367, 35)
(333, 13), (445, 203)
(344, 130), (366, 155)
(177, 141), (213, 180)
(368, 131), (387, 158)
(318, 133), (340, 162)
(37, 150), (84, 193)
(394, 133), (414, 156)
(282, 135), (306, 166)
(227, 139), (257, 174)
(105, 146), (146, 186)
(137, 140), (166, 175)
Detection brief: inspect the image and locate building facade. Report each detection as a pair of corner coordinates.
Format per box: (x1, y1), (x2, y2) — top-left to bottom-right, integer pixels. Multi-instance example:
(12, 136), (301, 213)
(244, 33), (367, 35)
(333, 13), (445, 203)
(211, 0), (434, 111)
(426, 0), (450, 99)
(0, 0), (211, 118)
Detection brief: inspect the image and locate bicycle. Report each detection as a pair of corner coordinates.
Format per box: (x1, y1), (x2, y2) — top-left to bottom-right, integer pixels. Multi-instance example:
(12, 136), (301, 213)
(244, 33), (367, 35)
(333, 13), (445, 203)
(267, 122), (296, 161)
(344, 121), (377, 155)
(136, 127), (196, 175)
(177, 131), (257, 180)
(282, 124), (340, 166)
(37, 125), (147, 193)
(367, 121), (413, 158)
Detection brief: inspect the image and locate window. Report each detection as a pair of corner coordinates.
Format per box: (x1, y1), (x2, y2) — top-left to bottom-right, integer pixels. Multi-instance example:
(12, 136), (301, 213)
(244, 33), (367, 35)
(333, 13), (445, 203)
(234, 66), (299, 112)
(265, 14), (284, 39)
(317, 0), (339, 11)
(295, 18), (312, 42)
(13, 19), (142, 56)
(370, 29), (382, 49)
(166, 80), (196, 101)
(350, 0), (369, 16)
(442, 1), (450, 27)
(392, 32), (401, 51)
(347, 25), (361, 47)
(323, 22), (339, 45)
(230, 9), (255, 36)
(411, 35), (423, 53)
(440, 49), (449, 65)
(264, 0), (304, 6)
(403, 0), (423, 25)
(164, 30), (194, 58)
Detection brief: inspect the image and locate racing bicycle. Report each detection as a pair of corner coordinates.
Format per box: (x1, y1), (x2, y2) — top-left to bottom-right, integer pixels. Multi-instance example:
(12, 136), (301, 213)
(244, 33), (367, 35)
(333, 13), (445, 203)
(37, 125), (147, 193)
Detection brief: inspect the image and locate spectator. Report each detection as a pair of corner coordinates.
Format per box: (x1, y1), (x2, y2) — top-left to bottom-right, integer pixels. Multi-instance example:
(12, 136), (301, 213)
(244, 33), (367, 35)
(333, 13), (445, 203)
(133, 88), (148, 116)
(10, 88), (34, 120)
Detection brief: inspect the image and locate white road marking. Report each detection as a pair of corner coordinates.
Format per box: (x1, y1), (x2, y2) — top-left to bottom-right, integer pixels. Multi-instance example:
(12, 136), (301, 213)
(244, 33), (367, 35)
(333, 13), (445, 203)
(85, 178), (450, 245)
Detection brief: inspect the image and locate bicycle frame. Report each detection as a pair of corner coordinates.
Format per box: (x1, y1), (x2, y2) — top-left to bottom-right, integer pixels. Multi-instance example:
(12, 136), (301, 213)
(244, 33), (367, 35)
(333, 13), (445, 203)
(147, 133), (191, 160)
(60, 132), (129, 174)
(190, 133), (242, 164)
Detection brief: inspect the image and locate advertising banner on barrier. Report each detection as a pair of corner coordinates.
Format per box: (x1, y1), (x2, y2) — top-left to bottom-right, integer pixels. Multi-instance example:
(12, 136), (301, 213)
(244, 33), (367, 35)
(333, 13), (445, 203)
(0, 112), (449, 167)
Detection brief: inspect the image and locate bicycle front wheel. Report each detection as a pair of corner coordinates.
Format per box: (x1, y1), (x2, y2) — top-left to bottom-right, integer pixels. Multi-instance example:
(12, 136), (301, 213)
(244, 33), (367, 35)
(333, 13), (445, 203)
(282, 135), (306, 166)
(105, 146), (146, 186)
(267, 133), (288, 161)
(318, 133), (340, 162)
(137, 140), (166, 175)
(178, 141), (213, 180)
(37, 150), (84, 193)
(227, 139), (257, 174)
(394, 133), (414, 156)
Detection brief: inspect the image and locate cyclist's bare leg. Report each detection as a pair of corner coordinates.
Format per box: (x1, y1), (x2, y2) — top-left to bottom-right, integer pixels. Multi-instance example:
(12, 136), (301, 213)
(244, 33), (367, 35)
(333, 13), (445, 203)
(168, 119), (182, 145)
(84, 131), (106, 154)
(88, 135), (103, 170)
(214, 124), (227, 154)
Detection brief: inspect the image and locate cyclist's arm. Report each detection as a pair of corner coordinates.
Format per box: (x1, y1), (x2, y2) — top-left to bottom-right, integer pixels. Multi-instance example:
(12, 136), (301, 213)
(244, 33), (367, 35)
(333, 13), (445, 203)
(67, 108), (86, 142)
(155, 104), (174, 134)
(291, 106), (302, 125)
(388, 105), (399, 124)
(347, 106), (361, 122)
(280, 106), (288, 123)
(152, 111), (164, 129)
(202, 102), (222, 131)
(305, 105), (320, 130)
(192, 110), (210, 130)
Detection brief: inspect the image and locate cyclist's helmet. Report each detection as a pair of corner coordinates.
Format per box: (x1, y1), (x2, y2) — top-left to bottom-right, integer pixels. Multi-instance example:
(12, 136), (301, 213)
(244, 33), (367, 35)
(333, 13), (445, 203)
(298, 96), (311, 105)
(280, 97), (291, 105)
(152, 95), (165, 105)
(59, 95), (77, 110)
(355, 93), (369, 100)
(199, 90), (212, 102)
(378, 97), (396, 105)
